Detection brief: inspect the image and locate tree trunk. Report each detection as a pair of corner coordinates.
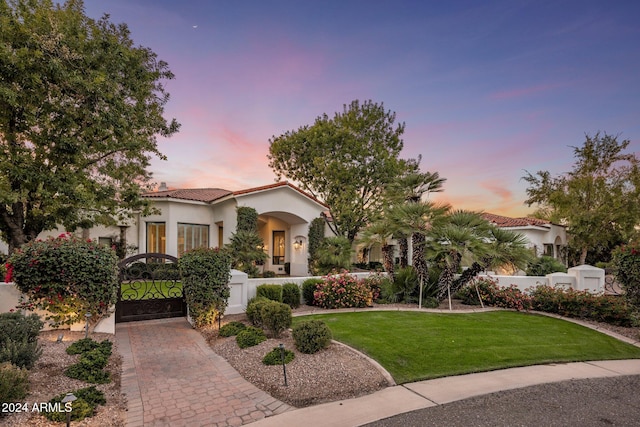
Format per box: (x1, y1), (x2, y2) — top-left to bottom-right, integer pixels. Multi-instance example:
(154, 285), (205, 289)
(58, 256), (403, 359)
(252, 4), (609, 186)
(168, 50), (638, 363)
(381, 243), (394, 281)
(398, 237), (408, 268)
(579, 247), (588, 265)
(412, 233), (427, 290)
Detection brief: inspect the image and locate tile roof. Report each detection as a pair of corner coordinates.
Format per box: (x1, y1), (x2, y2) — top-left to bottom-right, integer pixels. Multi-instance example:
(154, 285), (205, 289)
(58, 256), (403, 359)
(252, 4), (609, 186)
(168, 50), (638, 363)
(142, 188), (233, 203)
(142, 181), (328, 207)
(233, 181), (328, 207)
(482, 212), (552, 228)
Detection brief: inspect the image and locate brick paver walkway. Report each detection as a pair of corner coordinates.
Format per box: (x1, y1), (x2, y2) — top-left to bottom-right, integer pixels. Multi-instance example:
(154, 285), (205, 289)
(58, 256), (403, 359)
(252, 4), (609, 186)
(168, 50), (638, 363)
(116, 318), (292, 426)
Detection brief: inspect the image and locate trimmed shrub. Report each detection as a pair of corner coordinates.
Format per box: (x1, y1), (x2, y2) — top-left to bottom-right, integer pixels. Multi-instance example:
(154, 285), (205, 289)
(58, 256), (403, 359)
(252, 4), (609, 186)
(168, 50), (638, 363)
(6, 233), (119, 328)
(66, 338), (111, 355)
(179, 247), (232, 328)
(0, 312), (43, 369)
(292, 320), (332, 354)
(260, 301), (292, 337)
(245, 297), (271, 327)
(64, 338), (112, 384)
(236, 327), (267, 349)
(262, 347), (295, 365)
(218, 321), (247, 337)
(262, 270), (277, 278)
(256, 284), (283, 302)
(42, 386), (105, 422)
(302, 278), (323, 306)
(0, 362), (29, 405)
(282, 283), (301, 308)
(314, 271), (371, 309)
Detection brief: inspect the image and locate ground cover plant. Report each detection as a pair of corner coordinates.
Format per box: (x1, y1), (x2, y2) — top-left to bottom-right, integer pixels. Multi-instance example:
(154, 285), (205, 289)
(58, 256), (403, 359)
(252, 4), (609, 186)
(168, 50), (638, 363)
(294, 311), (640, 384)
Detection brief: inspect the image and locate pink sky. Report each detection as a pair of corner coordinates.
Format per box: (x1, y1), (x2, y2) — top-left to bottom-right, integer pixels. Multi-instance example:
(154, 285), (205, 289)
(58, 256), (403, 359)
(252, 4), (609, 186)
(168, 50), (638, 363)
(85, 0), (640, 218)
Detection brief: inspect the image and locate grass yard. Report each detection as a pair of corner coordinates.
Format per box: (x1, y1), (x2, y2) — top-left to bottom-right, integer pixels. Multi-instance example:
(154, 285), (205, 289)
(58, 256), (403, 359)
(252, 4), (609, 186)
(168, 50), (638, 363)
(294, 311), (640, 384)
(120, 281), (183, 300)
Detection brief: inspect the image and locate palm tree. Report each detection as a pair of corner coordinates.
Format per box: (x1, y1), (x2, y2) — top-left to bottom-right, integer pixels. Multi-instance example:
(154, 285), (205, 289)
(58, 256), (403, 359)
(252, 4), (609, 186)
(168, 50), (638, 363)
(450, 226), (533, 294)
(384, 171), (447, 266)
(387, 201), (450, 308)
(427, 210), (492, 306)
(357, 219), (396, 280)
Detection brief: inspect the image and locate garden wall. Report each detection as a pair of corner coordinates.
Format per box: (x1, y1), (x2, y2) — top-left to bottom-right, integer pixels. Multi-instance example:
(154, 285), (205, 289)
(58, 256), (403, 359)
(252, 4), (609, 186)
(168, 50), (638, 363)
(475, 265), (603, 293)
(0, 282), (116, 334)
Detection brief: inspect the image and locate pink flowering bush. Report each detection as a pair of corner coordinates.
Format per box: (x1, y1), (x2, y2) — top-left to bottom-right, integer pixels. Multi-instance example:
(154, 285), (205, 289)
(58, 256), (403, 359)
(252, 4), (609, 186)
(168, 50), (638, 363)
(460, 277), (532, 311)
(313, 270), (372, 309)
(6, 233), (119, 328)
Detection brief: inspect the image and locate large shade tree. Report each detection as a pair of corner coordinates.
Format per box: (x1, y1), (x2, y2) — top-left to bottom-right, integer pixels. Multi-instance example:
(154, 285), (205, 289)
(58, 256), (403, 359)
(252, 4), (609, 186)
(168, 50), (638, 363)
(268, 99), (419, 242)
(523, 133), (640, 265)
(0, 0), (179, 252)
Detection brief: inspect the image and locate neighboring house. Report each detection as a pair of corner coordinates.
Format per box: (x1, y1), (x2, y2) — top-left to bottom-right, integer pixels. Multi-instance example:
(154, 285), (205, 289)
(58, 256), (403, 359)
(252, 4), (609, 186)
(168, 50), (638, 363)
(360, 212), (568, 267)
(482, 213), (568, 262)
(0, 182), (328, 277)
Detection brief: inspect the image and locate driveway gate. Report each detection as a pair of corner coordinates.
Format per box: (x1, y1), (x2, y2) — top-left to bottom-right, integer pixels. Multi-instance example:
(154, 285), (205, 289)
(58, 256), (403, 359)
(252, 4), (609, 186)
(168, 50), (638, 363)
(116, 253), (186, 323)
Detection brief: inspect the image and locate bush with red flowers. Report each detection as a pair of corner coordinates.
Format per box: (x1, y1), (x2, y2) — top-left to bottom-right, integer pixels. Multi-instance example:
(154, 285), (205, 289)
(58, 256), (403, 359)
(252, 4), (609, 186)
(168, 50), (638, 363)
(6, 234), (119, 328)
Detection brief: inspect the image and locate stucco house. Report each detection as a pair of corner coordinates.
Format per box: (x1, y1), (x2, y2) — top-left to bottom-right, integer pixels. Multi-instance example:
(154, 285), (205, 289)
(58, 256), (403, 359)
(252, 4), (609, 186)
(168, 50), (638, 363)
(0, 182), (328, 277)
(482, 213), (568, 262)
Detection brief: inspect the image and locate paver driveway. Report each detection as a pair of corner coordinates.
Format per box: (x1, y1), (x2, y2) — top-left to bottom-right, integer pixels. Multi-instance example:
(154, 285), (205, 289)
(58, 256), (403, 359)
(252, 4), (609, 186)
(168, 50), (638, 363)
(116, 318), (292, 426)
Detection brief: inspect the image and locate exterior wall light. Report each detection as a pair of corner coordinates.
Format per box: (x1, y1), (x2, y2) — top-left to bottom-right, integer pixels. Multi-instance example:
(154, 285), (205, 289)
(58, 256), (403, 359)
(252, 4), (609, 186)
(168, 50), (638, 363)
(293, 239), (303, 250)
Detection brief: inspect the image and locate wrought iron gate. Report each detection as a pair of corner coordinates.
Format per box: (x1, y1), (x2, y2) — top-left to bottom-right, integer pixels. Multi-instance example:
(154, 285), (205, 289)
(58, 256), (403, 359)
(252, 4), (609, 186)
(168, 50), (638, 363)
(116, 253), (186, 323)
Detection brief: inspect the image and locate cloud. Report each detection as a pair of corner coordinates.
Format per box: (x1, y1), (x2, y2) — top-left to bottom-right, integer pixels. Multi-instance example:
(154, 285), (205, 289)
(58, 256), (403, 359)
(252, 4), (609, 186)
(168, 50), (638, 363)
(488, 82), (565, 101)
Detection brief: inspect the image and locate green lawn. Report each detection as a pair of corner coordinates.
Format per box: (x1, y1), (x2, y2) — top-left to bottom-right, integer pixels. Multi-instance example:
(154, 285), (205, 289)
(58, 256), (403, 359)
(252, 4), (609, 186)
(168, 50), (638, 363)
(293, 311), (640, 384)
(120, 281), (183, 300)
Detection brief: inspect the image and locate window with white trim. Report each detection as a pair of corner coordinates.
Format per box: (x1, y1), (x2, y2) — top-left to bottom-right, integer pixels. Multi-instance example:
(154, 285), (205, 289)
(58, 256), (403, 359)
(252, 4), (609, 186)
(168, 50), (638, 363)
(178, 223), (209, 257)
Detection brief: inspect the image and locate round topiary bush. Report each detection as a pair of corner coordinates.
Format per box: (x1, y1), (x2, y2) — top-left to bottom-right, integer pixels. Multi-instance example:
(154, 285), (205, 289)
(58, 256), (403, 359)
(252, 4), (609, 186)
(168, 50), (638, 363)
(218, 321), (247, 337)
(292, 320), (332, 354)
(302, 278), (323, 306)
(245, 297), (271, 327)
(262, 347), (295, 365)
(282, 282), (301, 308)
(236, 326), (267, 349)
(260, 301), (292, 337)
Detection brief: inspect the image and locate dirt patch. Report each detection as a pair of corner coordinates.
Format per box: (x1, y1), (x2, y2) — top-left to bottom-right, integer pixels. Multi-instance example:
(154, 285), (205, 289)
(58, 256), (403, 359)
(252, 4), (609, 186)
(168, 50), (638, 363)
(2, 330), (126, 427)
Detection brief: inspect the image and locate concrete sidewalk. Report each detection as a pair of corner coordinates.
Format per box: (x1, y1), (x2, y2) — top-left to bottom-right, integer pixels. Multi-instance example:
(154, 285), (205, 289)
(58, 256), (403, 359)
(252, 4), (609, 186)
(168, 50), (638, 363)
(247, 359), (640, 427)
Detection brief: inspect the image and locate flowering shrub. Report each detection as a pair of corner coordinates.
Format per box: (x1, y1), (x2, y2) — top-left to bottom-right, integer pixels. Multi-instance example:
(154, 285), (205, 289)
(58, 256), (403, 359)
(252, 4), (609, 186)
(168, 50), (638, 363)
(459, 277), (532, 311)
(611, 244), (640, 311)
(179, 247), (232, 328)
(7, 234), (118, 328)
(360, 272), (388, 302)
(529, 285), (633, 326)
(313, 270), (371, 309)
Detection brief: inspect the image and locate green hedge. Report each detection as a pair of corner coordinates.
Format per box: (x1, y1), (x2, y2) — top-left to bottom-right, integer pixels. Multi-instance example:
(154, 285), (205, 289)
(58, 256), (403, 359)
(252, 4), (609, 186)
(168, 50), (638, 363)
(179, 248), (232, 328)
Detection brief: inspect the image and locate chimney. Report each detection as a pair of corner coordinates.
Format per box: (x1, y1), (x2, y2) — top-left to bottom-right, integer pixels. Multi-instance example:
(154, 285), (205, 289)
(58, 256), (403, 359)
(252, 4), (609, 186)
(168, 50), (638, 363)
(158, 182), (168, 191)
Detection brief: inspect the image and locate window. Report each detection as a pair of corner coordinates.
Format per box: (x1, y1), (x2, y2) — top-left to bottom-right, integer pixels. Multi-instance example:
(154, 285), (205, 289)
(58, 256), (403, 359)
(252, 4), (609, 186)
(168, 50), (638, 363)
(178, 223), (209, 257)
(272, 230), (285, 265)
(147, 222), (166, 253)
(543, 244), (554, 257)
(98, 237), (113, 247)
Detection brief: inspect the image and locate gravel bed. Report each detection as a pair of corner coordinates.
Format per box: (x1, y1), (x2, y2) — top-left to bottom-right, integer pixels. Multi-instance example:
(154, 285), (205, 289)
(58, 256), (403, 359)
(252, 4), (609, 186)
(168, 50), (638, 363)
(1, 330), (125, 427)
(210, 329), (389, 408)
